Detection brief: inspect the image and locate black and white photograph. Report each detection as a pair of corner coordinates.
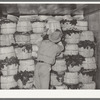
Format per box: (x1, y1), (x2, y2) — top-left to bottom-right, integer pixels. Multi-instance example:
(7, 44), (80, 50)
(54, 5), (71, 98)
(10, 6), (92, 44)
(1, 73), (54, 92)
(0, 2), (99, 91)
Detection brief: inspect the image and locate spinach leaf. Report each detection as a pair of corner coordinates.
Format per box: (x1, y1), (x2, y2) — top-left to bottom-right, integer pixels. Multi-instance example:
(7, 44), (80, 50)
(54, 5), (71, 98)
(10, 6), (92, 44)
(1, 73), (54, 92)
(0, 57), (19, 70)
(64, 55), (85, 67)
(63, 30), (82, 36)
(17, 71), (34, 85)
(78, 40), (95, 49)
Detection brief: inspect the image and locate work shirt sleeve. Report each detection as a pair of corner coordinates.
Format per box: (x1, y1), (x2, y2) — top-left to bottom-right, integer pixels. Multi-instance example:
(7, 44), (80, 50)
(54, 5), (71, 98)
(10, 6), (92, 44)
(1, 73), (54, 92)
(57, 44), (64, 54)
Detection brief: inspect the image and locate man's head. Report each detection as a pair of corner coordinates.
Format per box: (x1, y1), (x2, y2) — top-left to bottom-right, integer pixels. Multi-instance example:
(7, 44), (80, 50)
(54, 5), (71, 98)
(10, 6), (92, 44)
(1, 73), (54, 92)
(49, 29), (62, 43)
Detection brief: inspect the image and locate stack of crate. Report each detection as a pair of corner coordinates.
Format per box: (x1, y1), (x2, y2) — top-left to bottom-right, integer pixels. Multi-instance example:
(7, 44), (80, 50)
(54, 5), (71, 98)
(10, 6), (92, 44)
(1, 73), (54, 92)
(0, 19), (19, 89)
(14, 16), (35, 89)
(78, 31), (97, 89)
(60, 17), (81, 89)
(60, 15), (97, 89)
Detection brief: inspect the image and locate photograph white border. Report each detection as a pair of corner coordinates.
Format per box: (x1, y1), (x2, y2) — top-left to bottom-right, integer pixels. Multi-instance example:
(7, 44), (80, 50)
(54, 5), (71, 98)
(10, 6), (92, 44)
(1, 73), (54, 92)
(0, 90), (100, 98)
(0, 1), (100, 98)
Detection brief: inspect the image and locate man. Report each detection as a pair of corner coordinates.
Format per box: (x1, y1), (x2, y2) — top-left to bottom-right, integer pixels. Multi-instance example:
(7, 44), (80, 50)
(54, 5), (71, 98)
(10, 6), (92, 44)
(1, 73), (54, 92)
(34, 30), (64, 89)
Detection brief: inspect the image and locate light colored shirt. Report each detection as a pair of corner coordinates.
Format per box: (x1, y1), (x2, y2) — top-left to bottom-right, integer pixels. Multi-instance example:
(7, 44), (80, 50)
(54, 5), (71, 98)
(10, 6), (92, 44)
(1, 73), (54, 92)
(37, 40), (64, 65)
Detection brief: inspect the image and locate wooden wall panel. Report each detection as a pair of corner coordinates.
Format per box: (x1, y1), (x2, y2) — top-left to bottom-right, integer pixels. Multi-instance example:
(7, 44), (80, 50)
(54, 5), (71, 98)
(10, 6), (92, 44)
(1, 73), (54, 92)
(85, 10), (100, 89)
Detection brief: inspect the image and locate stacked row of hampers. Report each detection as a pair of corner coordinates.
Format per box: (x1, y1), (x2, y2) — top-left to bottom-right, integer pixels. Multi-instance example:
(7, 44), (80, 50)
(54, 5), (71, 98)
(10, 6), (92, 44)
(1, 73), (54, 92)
(50, 15), (97, 89)
(14, 16), (35, 89)
(0, 16), (42, 89)
(0, 19), (18, 89)
(0, 14), (97, 89)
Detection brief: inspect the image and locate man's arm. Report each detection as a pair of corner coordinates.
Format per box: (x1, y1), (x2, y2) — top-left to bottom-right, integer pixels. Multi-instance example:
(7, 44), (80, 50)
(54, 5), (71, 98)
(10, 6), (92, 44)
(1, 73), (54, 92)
(57, 43), (64, 55)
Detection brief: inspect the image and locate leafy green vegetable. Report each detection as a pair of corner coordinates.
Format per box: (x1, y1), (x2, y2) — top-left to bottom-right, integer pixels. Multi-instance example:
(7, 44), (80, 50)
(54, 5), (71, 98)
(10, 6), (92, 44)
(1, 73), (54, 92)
(14, 74), (19, 82)
(64, 55), (85, 68)
(51, 70), (65, 82)
(78, 40), (95, 49)
(63, 83), (79, 89)
(0, 57), (19, 70)
(60, 19), (68, 24)
(63, 30), (82, 36)
(17, 71), (34, 85)
(31, 19), (47, 23)
(79, 68), (96, 76)
(70, 19), (77, 25)
(61, 30), (81, 48)
(60, 19), (77, 25)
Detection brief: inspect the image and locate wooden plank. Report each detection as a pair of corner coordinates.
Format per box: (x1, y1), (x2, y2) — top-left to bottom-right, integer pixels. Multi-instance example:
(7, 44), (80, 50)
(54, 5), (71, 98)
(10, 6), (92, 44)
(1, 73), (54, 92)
(95, 11), (100, 89)
(84, 10), (100, 89)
